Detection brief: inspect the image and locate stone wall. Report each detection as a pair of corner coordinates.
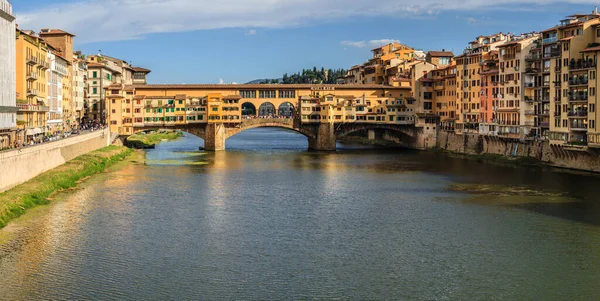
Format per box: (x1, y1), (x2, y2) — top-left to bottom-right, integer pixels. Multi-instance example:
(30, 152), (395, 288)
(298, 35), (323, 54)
(0, 129), (111, 192)
(436, 130), (600, 173)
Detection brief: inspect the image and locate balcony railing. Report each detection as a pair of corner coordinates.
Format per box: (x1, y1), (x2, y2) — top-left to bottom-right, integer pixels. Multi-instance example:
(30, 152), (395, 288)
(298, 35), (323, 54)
(543, 50), (561, 58)
(542, 37), (558, 44)
(568, 111), (588, 117)
(569, 60), (597, 71)
(569, 78), (588, 86)
(39, 60), (50, 69)
(570, 122), (588, 130)
(26, 72), (38, 81)
(17, 104), (49, 112)
(524, 110), (536, 115)
(27, 89), (38, 96)
(26, 56), (38, 65)
(569, 94), (588, 101)
(540, 122), (550, 127)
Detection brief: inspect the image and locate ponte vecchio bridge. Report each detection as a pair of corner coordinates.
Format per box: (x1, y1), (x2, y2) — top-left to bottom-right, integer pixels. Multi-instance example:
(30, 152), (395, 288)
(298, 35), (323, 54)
(106, 84), (439, 151)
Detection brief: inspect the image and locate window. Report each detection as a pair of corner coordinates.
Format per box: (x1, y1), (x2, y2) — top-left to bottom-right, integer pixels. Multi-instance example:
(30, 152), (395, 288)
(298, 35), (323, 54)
(259, 90), (276, 98)
(111, 99), (116, 104)
(111, 109), (116, 113)
(111, 121), (117, 125)
(93, 87), (97, 94)
(592, 71), (596, 80)
(279, 90), (296, 98)
(591, 87), (596, 97)
(212, 107), (218, 111)
(591, 104), (595, 112)
(92, 71), (97, 78)
(240, 90), (256, 98)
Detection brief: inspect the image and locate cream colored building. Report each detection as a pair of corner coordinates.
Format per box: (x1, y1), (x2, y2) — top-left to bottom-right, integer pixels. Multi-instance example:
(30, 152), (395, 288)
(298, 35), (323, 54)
(0, 0), (16, 148)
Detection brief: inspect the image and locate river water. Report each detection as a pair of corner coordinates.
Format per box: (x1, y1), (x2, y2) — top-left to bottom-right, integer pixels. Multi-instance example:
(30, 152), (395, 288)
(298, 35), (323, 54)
(1, 128), (600, 300)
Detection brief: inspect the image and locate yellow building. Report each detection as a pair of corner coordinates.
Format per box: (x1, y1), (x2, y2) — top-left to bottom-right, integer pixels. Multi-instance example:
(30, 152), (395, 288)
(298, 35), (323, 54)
(455, 32), (510, 134)
(15, 29), (50, 142)
(541, 12), (600, 147)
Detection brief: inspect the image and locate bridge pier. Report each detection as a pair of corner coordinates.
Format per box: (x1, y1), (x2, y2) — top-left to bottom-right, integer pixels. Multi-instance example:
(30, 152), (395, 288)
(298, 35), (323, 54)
(308, 123), (336, 151)
(204, 123), (226, 151)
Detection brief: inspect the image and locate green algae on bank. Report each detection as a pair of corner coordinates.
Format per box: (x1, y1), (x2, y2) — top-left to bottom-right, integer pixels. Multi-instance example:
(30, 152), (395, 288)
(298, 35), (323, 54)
(146, 159), (208, 166)
(448, 183), (578, 206)
(0, 146), (133, 229)
(126, 130), (183, 149)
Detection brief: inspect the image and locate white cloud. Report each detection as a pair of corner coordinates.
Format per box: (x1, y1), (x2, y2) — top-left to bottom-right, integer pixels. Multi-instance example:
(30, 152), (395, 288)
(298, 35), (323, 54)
(14, 0), (600, 43)
(246, 29), (257, 36)
(341, 39), (400, 49)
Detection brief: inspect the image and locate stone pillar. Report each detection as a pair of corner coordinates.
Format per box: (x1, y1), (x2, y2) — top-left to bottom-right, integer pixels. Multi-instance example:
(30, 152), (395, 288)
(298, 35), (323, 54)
(204, 123), (226, 151)
(308, 123), (336, 151)
(368, 129), (376, 140)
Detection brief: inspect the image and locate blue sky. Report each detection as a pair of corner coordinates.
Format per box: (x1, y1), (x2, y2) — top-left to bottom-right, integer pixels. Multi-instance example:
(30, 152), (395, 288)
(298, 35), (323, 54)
(11, 0), (600, 84)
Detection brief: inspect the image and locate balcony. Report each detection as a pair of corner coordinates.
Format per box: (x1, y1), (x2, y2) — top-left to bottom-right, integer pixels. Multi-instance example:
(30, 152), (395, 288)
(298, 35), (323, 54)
(26, 72), (38, 81)
(27, 89), (38, 96)
(543, 50), (561, 58)
(568, 111), (588, 117)
(569, 94), (588, 102)
(17, 104), (49, 112)
(542, 37), (558, 44)
(569, 59), (597, 71)
(569, 77), (588, 86)
(524, 110), (536, 115)
(524, 82), (537, 88)
(26, 56), (38, 65)
(540, 110), (550, 116)
(540, 122), (550, 127)
(525, 54), (541, 61)
(524, 68), (539, 74)
(39, 60), (50, 69)
(570, 122), (588, 131)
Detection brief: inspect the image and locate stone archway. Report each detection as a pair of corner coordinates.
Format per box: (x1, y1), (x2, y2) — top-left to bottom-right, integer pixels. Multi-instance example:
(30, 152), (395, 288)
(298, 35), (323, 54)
(258, 102), (276, 117)
(278, 102), (295, 117)
(242, 102), (257, 116)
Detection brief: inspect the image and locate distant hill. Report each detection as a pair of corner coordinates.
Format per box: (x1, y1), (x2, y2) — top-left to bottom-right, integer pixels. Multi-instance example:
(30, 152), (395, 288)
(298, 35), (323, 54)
(245, 67), (347, 85)
(245, 78), (283, 84)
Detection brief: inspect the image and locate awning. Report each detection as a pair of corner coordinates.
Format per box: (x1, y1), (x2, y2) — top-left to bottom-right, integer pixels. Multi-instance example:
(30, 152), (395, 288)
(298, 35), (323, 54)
(34, 128), (42, 135)
(26, 129), (34, 136)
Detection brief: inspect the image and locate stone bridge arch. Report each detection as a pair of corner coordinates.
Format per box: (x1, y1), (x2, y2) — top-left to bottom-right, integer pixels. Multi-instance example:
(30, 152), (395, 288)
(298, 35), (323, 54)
(225, 118), (316, 140)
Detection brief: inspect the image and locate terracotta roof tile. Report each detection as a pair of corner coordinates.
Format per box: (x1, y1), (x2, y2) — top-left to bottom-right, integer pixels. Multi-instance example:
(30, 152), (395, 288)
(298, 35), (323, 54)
(428, 51), (454, 57)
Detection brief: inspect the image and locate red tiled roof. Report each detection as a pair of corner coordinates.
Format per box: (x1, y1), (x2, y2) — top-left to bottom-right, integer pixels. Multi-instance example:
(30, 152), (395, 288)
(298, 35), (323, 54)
(581, 46), (600, 53)
(428, 51), (454, 57)
(133, 67), (151, 73)
(39, 29), (75, 37)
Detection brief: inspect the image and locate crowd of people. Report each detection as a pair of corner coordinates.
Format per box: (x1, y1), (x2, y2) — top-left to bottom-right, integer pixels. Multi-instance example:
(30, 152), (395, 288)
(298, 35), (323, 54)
(1, 120), (107, 152)
(242, 114), (294, 119)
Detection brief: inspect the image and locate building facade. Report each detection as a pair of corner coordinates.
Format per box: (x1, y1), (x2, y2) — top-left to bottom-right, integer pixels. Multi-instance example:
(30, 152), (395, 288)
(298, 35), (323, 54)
(0, 0), (16, 148)
(15, 29), (51, 143)
(105, 84), (420, 135)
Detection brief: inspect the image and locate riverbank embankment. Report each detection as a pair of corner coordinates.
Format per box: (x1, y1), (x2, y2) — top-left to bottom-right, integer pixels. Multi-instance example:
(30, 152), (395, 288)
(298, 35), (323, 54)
(0, 129), (113, 192)
(0, 146), (134, 229)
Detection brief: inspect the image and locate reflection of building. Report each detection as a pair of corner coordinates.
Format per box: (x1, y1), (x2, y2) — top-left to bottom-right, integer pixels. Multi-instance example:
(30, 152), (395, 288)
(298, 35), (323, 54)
(105, 84), (420, 134)
(0, 0), (17, 148)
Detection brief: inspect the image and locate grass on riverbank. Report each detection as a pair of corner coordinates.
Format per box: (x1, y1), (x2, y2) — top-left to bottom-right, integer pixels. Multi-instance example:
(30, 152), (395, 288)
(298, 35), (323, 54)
(0, 145), (132, 229)
(125, 130), (183, 149)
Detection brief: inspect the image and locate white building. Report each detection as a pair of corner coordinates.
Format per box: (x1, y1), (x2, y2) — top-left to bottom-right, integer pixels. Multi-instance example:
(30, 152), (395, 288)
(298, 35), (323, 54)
(0, 0), (16, 148)
(46, 51), (68, 133)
